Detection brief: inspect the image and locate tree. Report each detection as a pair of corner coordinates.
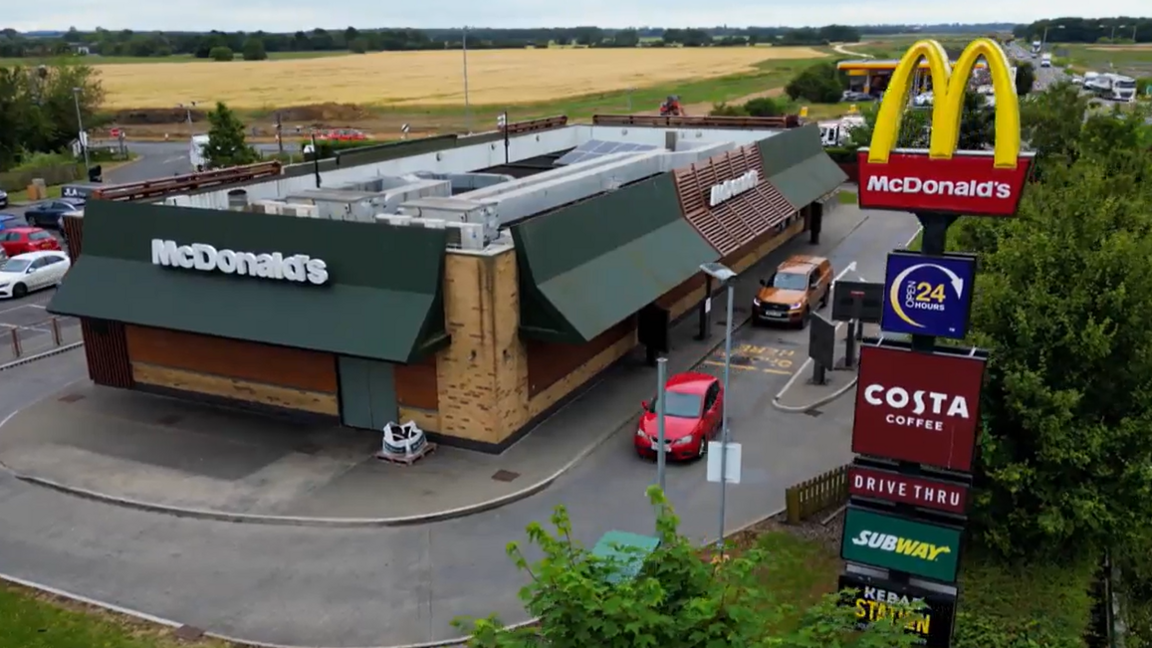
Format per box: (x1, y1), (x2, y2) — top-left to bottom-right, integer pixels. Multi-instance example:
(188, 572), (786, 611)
(744, 97), (784, 116)
(958, 98), (1152, 558)
(785, 62), (844, 103)
(348, 37), (368, 54)
(241, 37), (267, 61)
(1014, 61), (1035, 96)
(456, 487), (920, 648)
(209, 46), (233, 61)
(202, 102), (259, 169)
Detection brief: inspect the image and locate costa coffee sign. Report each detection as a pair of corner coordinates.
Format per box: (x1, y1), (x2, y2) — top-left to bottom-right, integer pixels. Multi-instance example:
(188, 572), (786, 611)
(849, 465), (969, 515)
(852, 344), (986, 472)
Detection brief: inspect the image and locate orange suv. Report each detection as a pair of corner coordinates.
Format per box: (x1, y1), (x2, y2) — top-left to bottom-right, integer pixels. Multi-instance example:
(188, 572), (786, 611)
(752, 255), (833, 327)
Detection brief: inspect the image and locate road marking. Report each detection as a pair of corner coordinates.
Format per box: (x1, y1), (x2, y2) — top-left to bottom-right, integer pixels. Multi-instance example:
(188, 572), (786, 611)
(0, 303), (40, 315)
(775, 321), (848, 396)
(904, 226), (923, 249)
(27, 304), (46, 309)
(833, 261), (858, 283)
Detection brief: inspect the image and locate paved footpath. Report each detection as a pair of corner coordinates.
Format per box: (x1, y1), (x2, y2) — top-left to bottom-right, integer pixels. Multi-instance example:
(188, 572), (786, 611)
(0, 206), (919, 647)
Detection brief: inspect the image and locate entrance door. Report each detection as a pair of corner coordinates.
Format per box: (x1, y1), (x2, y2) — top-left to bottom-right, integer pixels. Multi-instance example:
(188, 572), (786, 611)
(337, 356), (399, 430)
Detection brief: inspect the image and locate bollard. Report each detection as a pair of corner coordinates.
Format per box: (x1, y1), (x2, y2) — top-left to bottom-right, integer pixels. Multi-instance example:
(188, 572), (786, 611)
(51, 317), (62, 346)
(10, 328), (21, 358)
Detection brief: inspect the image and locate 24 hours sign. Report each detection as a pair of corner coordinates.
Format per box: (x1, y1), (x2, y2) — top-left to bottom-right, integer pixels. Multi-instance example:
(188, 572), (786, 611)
(841, 506), (964, 583)
(881, 252), (976, 340)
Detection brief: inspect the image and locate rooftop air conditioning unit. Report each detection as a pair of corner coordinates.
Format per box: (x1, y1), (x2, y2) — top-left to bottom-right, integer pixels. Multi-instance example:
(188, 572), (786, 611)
(380, 215), (413, 227)
(420, 219), (446, 230)
(284, 204), (319, 218)
(253, 200), (285, 215)
(447, 222), (485, 250)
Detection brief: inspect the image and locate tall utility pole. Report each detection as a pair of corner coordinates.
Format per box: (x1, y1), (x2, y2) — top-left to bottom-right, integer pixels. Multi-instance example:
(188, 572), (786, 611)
(72, 87), (90, 172)
(462, 27), (472, 134)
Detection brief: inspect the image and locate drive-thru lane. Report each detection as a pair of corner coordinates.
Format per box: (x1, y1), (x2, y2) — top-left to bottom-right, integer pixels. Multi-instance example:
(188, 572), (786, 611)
(0, 207), (919, 647)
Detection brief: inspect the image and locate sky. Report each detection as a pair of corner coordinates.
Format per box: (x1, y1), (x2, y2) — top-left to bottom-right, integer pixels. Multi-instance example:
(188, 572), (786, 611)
(6, 1), (1149, 33)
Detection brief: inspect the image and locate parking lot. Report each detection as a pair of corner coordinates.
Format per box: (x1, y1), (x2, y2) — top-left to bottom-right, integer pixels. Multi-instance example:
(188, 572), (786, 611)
(0, 289), (80, 364)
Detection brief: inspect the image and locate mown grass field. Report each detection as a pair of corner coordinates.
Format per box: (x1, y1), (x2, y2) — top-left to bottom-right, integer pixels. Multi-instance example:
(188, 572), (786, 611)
(91, 46), (828, 109)
(1060, 43), (1152, 76)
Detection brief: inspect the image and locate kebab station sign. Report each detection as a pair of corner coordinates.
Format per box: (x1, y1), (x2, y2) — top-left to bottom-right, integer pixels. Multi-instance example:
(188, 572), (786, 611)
(837, 37), (1032, 648)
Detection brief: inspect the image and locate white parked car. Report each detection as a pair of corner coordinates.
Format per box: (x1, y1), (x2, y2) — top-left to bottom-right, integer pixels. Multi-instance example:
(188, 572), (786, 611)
(0, 251), (71, 299)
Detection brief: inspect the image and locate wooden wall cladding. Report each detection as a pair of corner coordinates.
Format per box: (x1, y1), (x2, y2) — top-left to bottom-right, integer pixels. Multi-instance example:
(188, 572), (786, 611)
(81, 319), (132, 388)
(62, 215), (84, 260)
(394, 355), (439, 410)
(124, 325), (337, 393)
(131, 363), (338, 416)
(526, 318), (634, 398)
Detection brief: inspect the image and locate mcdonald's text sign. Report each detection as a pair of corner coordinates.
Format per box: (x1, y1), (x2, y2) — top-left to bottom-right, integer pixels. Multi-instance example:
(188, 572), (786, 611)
(856, 38), (1034, 217)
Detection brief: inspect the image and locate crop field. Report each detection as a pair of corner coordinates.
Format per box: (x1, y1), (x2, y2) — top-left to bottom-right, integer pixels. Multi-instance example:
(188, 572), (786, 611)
(1063, 44), (1152, 76)
(93, 46), (827, 109)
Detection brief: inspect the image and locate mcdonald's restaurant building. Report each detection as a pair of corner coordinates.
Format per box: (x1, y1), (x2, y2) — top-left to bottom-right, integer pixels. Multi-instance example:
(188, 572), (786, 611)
(49, 119), (846, 452)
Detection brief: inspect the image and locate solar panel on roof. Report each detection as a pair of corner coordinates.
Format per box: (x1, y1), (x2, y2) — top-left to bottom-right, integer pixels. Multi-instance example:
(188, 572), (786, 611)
(553, 140), (661, 165)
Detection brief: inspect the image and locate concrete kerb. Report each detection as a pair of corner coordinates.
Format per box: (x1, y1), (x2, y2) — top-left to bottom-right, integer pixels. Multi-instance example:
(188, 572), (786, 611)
(0, 307), (754, 529)
(0, 505), (787, 648)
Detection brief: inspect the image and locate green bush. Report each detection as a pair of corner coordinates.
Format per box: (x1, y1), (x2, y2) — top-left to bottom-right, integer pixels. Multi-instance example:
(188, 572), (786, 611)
(744, 97), (784, 117)
(953, 548), (1097, 648)
(1137, 77), (1152, 96)
(785, 61), (844, 104)
(823, 146), (858, 164)
(709, 102), (745, 116)
(209, 46), (234, 62)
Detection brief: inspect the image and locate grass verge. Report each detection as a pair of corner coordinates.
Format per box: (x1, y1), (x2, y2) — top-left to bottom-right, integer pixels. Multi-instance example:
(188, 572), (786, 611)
(0, 581), (230, 648)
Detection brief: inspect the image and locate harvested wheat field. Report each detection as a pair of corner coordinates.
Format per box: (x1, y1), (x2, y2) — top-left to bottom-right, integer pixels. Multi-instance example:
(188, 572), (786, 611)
(96, 46), (827, 109)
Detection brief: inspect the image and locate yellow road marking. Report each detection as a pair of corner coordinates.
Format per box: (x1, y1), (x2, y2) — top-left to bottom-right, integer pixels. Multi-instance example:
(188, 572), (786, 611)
(702, 360), (792, 376)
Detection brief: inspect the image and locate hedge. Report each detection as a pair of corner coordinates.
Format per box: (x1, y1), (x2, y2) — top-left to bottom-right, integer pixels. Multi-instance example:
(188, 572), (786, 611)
(0, 164), (83, 192)
(301, 138), (380, 160)
(953, 547), (1097, 648)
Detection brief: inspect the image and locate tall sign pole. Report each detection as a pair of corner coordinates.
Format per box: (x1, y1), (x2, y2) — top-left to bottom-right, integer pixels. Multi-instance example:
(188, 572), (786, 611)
(840, 37), (1033, 648)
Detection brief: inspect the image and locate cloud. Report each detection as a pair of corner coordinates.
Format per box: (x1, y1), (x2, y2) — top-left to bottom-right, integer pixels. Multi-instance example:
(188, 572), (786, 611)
(7, 1), (1149, 32)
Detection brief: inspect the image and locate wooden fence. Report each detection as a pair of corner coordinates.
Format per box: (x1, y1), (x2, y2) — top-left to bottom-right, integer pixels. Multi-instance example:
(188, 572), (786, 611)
(784, 464), (850, 524)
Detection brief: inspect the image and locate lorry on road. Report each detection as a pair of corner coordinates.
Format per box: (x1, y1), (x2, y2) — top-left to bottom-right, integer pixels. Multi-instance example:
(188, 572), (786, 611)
(1031, 40), (1042, 55)
(1085, 73), (1138, 102)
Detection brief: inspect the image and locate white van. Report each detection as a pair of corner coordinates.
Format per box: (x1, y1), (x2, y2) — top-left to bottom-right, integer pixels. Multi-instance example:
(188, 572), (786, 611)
(189, 134), (210, 172)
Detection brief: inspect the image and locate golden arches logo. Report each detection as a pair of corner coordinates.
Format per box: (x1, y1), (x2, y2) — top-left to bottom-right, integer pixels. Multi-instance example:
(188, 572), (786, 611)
(867, 38), (1021, 169)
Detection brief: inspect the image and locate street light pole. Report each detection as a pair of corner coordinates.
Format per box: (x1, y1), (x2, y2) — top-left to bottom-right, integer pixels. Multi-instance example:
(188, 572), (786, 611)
(699, 262), (737, 552)
(72, 87), (89, 172)
(656, 357), (668, 493)
(462, 27), (472, 134)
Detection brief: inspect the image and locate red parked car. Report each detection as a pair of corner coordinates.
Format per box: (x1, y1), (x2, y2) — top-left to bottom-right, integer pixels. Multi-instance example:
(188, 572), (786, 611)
(317, 129), (368, 142)
(634, 372), (724, 461)
(0, 227), (61, 257)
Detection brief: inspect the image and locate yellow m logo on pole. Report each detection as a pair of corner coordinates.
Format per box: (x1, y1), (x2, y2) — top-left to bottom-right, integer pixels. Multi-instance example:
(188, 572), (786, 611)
(867, 38), (1021, 169)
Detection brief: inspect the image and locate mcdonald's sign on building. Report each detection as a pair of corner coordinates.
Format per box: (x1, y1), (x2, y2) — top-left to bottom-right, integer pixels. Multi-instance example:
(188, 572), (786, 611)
(857, 39), (1034, 217)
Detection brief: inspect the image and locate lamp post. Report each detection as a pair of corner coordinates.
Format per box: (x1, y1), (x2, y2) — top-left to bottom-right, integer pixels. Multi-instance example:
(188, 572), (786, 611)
(1112, 24), (1127, 42)
(699, 261), (737, 551)
(72, 87), (89, 172)
(655, 357), (668, 493)
(1041, 24), (1064, 51)
(462, 27), (472, 134)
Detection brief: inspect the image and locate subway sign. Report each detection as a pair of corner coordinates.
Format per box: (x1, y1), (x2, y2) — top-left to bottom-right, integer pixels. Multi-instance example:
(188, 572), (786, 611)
(851, 342), (987, 472)
(841, 506), (963, 583)
(881, 251), (976, 340)
(838, 572), (957, 647)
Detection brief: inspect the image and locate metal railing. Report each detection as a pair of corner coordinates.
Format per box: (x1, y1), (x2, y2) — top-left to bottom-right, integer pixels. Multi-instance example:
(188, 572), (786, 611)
(784, 464), (850, 524)
(90, 161), (282, 202)
(592, 114), (804, 129)
(1, 316), (83, 365)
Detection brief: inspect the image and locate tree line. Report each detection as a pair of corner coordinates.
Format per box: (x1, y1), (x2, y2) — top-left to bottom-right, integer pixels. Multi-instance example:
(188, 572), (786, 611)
(0, 24), (863, 59)
(1014, 16), (1151, 42)
(0, 62), (104, 169)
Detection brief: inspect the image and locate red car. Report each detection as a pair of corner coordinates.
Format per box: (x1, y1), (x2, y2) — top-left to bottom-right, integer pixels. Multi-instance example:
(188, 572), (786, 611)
(0, 227), (61, 257)
(318, 129), (368, 142)
(634, 372), (724, 461)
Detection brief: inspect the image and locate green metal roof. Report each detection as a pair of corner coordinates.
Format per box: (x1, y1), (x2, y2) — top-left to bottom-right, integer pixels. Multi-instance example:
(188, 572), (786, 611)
(757, 125), (848, 209)
(49, 201), (450, 363)
(592, 530), (661, 584)
(513, 174), (719, 344)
